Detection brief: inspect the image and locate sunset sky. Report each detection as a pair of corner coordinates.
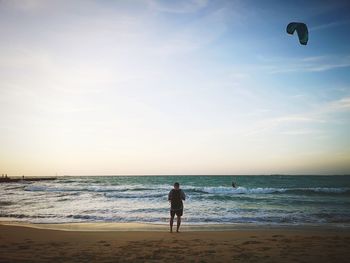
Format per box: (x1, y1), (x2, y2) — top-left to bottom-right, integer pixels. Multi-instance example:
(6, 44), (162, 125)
(1, 0), (349, 176)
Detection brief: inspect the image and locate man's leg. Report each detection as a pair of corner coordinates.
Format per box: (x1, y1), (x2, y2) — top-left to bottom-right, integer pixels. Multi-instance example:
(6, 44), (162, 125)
(170, 215), (174, 232)
(176, 216), (181, 232)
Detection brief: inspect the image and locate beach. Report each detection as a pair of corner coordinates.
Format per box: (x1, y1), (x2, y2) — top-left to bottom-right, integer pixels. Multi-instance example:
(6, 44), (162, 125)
(1, 0), (349, 262)
(1, 175), (350, 262)
(1, 223), (350, 263)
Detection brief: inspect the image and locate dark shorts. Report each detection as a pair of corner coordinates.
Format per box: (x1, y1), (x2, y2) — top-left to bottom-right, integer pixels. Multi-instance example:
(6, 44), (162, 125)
(170, 209), (183, 217)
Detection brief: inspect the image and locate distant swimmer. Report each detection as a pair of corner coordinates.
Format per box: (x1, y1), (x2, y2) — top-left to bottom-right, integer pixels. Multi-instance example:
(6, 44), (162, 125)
(232, 181), (236, 188)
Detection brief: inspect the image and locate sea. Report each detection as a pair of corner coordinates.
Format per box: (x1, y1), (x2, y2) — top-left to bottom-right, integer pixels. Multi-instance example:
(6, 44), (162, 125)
(1, 175), (350, 227)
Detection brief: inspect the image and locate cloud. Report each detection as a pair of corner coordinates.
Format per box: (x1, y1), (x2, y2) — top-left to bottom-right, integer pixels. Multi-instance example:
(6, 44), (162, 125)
(245, 115), (325, 136)
(0, 0), (48, 11)
(325, 96), (350, 112)
(147, 0), (208, 13)
(245, 95), (350, 136)
(262, 55), (350, 74)
(151, 7), (231, 55)
(309, 19), (350, 31)
(281, 130), (325, 136)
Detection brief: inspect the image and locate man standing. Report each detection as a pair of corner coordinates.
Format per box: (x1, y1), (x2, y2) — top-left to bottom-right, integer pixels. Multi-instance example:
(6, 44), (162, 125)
(168, 182), (186, 233)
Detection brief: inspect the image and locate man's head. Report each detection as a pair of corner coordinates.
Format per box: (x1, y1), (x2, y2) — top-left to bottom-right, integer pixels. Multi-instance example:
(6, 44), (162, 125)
(174, 182), (180, 189)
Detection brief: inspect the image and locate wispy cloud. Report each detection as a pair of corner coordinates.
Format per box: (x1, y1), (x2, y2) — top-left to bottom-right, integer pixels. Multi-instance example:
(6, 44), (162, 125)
(325, 96), (350, 112)
(147, 0), (208, 13)
(310, 19), (350, 31)
(0, 0), (48, 11)
(261, 55), (350, 74)
(281, 130), (325, 136)
(245, 95), (350, 136)
(152, 7), (232, 55)
(245, 115), (325, 136)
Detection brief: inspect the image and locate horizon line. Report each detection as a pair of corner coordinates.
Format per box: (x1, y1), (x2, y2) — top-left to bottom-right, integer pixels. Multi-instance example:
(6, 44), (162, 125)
(5, 174), (350, 177)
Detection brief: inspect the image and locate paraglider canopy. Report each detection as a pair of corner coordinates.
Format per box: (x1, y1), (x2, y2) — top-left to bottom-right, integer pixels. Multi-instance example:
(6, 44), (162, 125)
(286, 22), (308, 45)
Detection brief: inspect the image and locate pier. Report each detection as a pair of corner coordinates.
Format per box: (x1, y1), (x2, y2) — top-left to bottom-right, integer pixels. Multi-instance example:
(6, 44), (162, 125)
(0, 176), (56, 183)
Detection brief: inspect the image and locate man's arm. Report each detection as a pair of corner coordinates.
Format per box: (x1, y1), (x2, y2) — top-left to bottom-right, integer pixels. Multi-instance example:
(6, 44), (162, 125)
(181, 190), (186, 200)
(168, 190), (172, 201)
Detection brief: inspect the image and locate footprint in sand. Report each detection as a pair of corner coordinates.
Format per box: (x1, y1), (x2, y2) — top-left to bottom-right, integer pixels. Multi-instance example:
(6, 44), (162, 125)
(49, 242), (61, 246)
(18, 244), (30, 249)
(272, 235), (284, 238)
(241, 240), (262, 245)
(266, 238), (277, 241)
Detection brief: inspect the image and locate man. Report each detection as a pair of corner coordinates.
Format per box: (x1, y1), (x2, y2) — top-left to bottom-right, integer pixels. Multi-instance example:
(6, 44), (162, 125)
(168, 182), (186, 233)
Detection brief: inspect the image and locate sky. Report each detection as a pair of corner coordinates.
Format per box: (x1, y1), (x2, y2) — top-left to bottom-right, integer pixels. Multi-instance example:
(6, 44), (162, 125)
(0, 0), (350, 176)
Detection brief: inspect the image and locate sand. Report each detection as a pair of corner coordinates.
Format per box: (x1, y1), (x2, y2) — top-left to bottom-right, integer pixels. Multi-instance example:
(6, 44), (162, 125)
(1, 223), (350, 263)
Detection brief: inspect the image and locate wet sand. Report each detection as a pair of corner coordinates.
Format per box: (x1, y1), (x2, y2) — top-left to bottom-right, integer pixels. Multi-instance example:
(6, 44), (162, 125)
(1, 223), (349, 262)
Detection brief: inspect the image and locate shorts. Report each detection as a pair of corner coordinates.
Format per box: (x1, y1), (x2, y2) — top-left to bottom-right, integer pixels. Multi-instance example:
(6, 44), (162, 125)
(170, 209), (183, 217)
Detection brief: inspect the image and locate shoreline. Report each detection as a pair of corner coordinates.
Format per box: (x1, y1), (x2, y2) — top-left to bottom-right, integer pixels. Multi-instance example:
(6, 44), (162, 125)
(1, 221), (349, 232)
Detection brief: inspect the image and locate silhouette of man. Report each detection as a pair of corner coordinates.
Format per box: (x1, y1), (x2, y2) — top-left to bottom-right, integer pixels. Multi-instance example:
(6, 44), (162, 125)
(168, 182), (186, 233)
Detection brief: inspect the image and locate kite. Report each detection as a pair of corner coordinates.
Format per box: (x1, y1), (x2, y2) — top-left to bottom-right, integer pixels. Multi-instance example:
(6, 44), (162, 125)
(286, 22), (308, 45)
